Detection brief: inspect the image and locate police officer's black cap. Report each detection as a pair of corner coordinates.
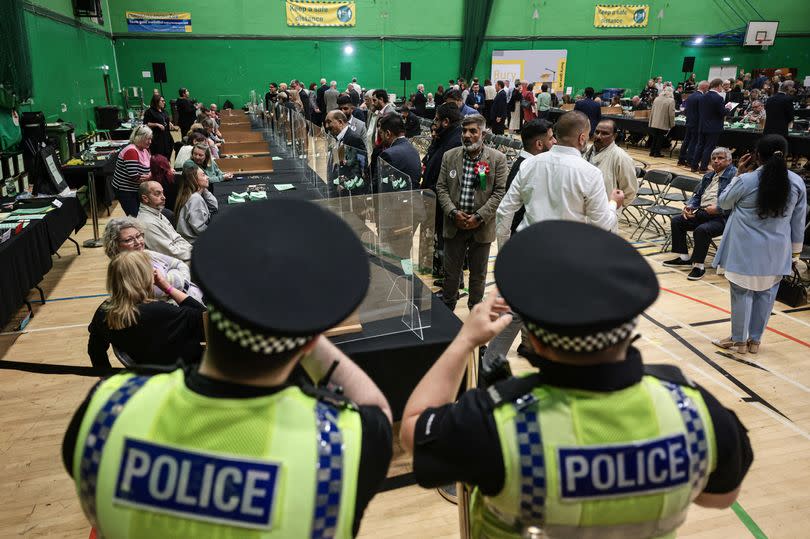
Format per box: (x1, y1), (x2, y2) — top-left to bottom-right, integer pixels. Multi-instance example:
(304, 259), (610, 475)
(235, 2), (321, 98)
(495, 221), (658, 351)
(192, 200), (369, 350)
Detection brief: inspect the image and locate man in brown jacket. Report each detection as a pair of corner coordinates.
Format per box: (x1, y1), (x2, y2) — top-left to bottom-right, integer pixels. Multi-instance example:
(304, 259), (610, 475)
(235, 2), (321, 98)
(648, 87), (677, 157)
(436, 114), (507, 310)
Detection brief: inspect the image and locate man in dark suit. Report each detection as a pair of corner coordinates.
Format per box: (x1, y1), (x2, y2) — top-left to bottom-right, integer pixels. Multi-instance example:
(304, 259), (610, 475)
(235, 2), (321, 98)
(678, 80), (708, 166)
(436, 114), (508, 310)
(314, 78), (329, 126)
(412, 84), (428, 117)
(420, 104), (463, 278)
(490, 81), (508, 134)
(175, 88), (197, 138)
(292, 80), (311, 120)
(691, 78), (727, 173)
(764, 81), (795, 138)
(324, 110), (368, 198)
(377, 113), (422, 185)
(574, 87), (602, 136)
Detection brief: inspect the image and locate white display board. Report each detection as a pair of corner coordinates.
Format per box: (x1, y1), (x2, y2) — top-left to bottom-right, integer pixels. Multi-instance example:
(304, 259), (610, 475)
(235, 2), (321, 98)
(490, 49), (568, 93)
(744, 21), (778, 46)
(708, 65), (737, 82)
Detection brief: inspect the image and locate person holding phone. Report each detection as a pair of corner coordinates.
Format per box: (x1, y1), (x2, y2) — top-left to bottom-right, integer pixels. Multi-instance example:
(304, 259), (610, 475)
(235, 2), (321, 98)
(712, 135), (807, 354)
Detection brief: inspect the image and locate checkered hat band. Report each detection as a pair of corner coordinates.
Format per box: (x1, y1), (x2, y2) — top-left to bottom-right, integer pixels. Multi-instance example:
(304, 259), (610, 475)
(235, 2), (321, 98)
(526, 318), (638, 353)
(208, 305), (312, 355)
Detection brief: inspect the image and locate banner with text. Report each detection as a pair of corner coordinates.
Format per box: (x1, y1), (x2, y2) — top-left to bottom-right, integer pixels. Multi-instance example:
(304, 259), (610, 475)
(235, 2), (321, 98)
(594, 5), (649, 28)
(286, 1), (356, 27)
(491, 50), (567, 93)
(126, 12), (192, 33)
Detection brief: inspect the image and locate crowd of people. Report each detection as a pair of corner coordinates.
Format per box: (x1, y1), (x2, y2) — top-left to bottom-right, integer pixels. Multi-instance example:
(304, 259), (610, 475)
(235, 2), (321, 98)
(73, 66), (810, 538)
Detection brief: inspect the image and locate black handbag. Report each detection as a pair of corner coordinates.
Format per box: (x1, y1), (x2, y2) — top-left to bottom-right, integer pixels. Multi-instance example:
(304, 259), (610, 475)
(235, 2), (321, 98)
(776, 268), (808, 308)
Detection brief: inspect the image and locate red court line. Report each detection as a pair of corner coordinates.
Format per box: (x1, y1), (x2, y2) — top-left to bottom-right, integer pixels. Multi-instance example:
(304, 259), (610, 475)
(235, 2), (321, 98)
(660, 287), (810, 349)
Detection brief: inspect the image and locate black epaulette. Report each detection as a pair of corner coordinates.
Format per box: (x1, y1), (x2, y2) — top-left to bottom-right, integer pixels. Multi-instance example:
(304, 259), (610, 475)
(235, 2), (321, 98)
(300, 383), (358, 411)
(643, 363), (696, 388)
(122, 362), (183, 377)
(484, 373), (544, 410)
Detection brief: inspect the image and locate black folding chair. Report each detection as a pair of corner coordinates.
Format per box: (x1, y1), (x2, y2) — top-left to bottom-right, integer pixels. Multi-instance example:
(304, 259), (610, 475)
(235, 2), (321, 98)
(113, 345), (135, 368)
(631, 170), (672, 239)
(655, 175), (701, 252)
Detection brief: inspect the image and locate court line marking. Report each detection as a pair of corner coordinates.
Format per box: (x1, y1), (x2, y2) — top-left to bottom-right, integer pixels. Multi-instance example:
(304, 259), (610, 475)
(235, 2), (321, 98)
(660, 287), (810, 349)
(647, 306), (810, 395)
(0, 322), (87, 337)
(697, 278), (810, 331)
(28, 293), (108, 304)
(732, 501), (769, 539)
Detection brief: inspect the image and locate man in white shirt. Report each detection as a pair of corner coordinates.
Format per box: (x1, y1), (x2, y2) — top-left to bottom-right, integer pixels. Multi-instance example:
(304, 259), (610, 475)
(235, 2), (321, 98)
(136, 181), (193, 263)
(583, 119), (639, 207)
(495, 111), (625, 248)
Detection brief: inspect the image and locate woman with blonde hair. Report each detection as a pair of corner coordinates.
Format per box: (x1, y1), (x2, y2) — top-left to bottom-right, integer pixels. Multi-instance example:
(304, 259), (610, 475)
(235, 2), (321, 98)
(87, 250), (206, 369)
(174, 161), (218, 242)
(102, 217), (202, 302)
(112, 125), (152, 216)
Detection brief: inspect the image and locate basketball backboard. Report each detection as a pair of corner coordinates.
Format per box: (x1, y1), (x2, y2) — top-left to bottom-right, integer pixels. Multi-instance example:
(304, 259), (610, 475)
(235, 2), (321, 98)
(744, 21), (778, 46)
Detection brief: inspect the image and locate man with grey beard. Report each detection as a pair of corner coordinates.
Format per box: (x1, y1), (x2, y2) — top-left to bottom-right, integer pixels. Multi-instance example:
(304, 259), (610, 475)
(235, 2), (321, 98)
(436, 114), (508, 311)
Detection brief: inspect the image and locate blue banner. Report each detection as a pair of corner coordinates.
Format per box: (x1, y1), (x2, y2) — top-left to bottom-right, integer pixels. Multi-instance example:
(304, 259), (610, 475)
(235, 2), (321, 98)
(126, 12), (192, 33)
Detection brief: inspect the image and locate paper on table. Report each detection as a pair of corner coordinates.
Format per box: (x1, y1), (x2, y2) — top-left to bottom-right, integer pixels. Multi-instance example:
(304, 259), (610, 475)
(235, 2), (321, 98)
(4, 214), (46, 220)
(11, 206), (54, 215)
(400, 259), (413, 275)
(274, 184), (296, 191)
(272, 156), (283, 161)
(0, 221), (29, 229)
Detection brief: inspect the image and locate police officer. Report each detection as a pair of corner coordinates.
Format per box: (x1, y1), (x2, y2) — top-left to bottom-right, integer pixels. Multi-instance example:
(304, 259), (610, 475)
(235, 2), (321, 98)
(63, 199), (393, 538)
(401, 220), (753, 538)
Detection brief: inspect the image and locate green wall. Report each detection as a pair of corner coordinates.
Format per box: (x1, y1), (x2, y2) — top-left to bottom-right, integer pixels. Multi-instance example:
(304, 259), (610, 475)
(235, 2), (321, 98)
(24, 0), (119, 132)
(23, 0), (810, 129)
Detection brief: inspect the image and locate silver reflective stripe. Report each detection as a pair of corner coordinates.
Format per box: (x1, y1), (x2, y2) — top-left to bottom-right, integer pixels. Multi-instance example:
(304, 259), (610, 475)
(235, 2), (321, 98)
(661, 382), (710, 498)
(78, 376), (148, 529)
(311, 402), (343, 539)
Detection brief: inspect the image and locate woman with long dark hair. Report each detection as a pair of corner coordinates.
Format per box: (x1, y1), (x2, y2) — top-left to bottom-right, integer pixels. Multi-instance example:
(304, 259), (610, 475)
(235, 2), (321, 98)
(712, 134), (807, 354)
(143, 94), (174, 160)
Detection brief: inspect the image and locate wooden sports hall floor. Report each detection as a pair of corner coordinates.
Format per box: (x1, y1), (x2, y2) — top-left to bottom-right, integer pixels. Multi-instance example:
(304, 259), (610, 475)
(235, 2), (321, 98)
(1, 147), (809, 538)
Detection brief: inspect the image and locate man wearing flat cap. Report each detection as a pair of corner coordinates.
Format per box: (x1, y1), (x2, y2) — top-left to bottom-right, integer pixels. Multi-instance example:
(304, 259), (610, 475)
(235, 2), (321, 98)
(63, 200), (393, 537)
(401, 221), (752, 538)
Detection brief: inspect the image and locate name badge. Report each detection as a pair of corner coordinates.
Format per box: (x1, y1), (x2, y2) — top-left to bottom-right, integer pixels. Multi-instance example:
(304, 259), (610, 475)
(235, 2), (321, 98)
(114, 438), (281, 529)
(558, 433), (690, 501)
(449, 169), (457, 179)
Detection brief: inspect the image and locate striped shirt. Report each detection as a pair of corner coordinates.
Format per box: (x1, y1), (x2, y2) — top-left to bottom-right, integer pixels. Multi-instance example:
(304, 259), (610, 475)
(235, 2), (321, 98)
(113, 145), (151, 192)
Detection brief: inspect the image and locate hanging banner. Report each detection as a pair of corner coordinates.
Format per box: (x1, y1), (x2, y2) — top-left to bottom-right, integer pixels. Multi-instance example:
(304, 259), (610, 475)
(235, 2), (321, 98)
(594, 5), (649, 28)
(286, 1), (356, 27)
(126, 12), (192, 33)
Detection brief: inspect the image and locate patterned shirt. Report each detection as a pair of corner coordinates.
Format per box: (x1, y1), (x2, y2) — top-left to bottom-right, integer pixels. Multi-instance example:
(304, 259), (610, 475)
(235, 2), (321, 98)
(459, 151), (480, 213)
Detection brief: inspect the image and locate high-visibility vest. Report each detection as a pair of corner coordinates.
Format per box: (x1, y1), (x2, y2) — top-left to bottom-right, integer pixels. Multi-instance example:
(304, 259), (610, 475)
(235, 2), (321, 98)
(72, 370), (362, 538)
(471, 373), (716, 539)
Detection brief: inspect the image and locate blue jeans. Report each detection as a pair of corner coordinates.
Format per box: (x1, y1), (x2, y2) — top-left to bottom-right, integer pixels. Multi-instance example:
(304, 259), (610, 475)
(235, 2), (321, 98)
(729, 281), (780, 342)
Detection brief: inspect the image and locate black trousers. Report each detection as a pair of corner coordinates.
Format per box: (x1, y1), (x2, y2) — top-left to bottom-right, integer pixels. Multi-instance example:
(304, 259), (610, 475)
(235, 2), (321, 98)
(670, 211), (726, 264)
(679, 127), (698, 164)
(442, 229), (491, 310)
(649, 128), (667, 156)
(691, 131), (721, 171)
(491, 119), (505, 135)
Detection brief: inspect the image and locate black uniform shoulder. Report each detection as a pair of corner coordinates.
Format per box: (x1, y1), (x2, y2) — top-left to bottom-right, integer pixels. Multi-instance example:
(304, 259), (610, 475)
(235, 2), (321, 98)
(300, 383), (358, 412)
(485, 373), (544, 409)
(643, 363), (696, 388)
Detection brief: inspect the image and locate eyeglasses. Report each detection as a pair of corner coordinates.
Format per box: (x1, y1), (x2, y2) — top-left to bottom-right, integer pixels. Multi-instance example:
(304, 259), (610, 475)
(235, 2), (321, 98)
(119, 232), (144, 245)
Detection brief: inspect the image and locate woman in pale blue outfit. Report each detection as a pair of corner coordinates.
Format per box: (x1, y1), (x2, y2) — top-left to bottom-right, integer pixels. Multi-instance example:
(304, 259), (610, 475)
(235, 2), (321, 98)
(712, 135), (807, 354)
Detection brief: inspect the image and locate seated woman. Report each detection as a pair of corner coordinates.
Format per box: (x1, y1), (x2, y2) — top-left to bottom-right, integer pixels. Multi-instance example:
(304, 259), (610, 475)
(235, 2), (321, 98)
(187, 142), (232, 183)
(102, 217), (203, 302)
(174, 131), (207, 169)
(88, 250), (206, 369)
(174, 161), (218, 242)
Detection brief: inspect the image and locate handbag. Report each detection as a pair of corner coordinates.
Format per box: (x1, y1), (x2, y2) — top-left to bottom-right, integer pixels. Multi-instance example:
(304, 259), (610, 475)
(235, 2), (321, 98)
(520, 98), (531, 109)
(776, 268), (808, 308)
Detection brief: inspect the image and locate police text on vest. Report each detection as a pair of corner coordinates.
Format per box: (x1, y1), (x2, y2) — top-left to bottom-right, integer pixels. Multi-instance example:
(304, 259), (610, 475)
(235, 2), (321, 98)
(558, 434), (690, 500)
(114, 438), (281, 529)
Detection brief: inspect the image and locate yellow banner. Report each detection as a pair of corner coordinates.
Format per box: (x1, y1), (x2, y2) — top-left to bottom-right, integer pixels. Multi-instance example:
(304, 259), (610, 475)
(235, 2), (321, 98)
(594, 5), (649, 28)
(286, 1), (356, 27)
